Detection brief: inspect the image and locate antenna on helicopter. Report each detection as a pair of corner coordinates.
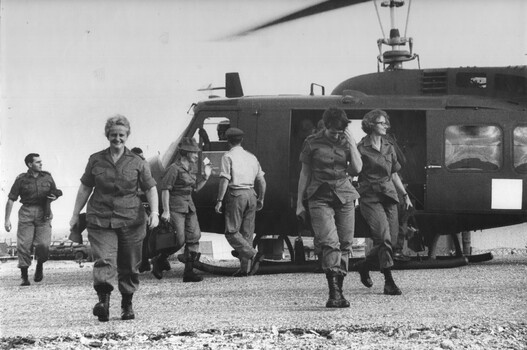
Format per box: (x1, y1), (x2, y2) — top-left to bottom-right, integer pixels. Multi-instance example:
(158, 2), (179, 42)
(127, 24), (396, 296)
(374, 0), (419, 71)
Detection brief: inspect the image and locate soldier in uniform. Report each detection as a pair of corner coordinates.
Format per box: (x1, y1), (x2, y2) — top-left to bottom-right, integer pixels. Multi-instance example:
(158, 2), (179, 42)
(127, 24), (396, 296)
(296, 108), (362, 308)
(354, 109), (413, 296)
(70, 115), (159, 322)
(4, 153), (62, 286)
(154, 137), (212, 282)
(214, 128), (267, 277)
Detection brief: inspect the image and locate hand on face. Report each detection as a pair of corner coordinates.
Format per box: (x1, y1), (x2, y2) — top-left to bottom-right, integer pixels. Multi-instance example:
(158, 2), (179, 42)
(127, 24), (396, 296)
(325, 128), (344, 142)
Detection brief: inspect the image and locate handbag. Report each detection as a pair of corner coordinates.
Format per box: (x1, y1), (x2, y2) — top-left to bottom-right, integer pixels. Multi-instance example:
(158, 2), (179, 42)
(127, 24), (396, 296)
(148, 220), (178, 257)
(406, 215), (426, 252)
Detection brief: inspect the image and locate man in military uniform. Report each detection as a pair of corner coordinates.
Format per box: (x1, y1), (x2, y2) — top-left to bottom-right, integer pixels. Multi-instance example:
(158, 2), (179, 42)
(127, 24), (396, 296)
(4, 153), (62, 286)
(215, 128), (266, 276)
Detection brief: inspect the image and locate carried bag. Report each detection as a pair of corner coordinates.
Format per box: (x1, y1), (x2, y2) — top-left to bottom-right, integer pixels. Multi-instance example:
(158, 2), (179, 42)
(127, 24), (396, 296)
(148, 220), (178, 257)
(406, 215), (426, 252)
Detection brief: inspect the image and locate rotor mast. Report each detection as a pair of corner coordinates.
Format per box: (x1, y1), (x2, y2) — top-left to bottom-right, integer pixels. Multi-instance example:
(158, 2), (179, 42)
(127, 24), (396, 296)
(375, 0), (419, 71)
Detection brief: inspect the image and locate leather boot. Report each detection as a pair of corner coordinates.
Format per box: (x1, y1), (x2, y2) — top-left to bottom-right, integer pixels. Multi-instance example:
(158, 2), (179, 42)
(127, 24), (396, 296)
(20, 267), (30, 286)
(138, 260), (151, 273)
(161, 257), (171, 271)
(34, 262), (43, 282)
(121, 293), (135, 320)
(151, 253), (169, 280)
(337, 275), (350, 308)
(356, 260), (373, 288)
(183, 252), (203, 282)
(93, 293), (111, 322)
(383, 268), (402, 295)
(326, 273), (347, 308)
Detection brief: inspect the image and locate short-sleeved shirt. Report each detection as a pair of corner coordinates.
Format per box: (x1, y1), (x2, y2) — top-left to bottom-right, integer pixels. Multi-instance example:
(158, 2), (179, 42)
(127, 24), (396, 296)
(357, 135), (401, 203)
(299, 130), (359, 204)
(80, 148), (156, 228)
(159, 159), (197, 213)
(8, 171), (57, 206)
(220, 145), (265, 189)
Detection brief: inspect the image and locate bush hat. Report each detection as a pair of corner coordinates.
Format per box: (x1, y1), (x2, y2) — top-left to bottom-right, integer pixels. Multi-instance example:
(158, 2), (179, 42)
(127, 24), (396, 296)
(179, 137), (200, 152)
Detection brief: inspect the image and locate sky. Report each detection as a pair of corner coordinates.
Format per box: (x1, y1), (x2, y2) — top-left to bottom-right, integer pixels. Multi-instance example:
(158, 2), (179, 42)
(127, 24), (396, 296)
(1, 0), (526, 237)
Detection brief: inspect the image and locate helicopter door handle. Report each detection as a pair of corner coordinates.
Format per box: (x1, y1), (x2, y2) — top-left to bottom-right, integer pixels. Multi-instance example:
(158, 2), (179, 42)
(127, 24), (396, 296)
(425, 165), (442, 170)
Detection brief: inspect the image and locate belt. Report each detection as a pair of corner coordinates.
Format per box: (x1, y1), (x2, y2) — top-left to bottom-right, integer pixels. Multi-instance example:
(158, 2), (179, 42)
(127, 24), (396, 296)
(228, 187), (253, 191)
(172, 190), (192, 195)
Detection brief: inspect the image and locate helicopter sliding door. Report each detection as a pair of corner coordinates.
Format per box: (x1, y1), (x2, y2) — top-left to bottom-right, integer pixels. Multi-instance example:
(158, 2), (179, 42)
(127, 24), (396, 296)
(425, 110), (527, 213)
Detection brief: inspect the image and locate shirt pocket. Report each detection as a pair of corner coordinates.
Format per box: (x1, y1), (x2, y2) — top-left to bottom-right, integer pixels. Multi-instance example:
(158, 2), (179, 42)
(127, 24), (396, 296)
(382, 154), (393, 168)
(92, 167), (106, 177)
(40, 181), (51, 194)
(122, 170), (139, 190)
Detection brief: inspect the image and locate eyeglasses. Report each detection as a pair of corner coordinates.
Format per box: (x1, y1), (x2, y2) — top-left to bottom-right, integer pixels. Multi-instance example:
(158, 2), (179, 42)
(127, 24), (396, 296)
(374, 121), (390, 127)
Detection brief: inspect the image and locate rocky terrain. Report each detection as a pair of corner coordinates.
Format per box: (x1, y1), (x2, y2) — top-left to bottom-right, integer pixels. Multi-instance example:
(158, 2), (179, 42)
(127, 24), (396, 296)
(1, 254), (526, 349)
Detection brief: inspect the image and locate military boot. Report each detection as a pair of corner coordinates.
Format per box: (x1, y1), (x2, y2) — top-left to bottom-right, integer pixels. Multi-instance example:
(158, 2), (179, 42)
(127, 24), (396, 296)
(138, 259), (151, 273)
(183, 252), (203, 282)
(336, 275), (350, 308)
(20, 267), (30, 286)
(325, 272), (348, 308)
(93, 293), (111, 322)
(151, 253), (169, 280)
(355, 260), (373, 288)
(383, 268), (402, 295)
(34, 262), (43, 282)
(121, 293), (135, 320)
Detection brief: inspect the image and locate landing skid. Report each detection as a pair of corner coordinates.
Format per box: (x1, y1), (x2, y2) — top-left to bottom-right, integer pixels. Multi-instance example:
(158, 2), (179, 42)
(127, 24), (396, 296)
(192, 253), (492, 276)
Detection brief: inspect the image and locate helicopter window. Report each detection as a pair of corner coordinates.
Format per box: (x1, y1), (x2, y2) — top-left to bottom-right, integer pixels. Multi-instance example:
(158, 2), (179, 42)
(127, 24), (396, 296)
(194, 117), (231, 152)
(513, 126), (527, 173)
(456, 73), (487, 89)
(445, 125), (502, 171)
(495, 74), (527, 95)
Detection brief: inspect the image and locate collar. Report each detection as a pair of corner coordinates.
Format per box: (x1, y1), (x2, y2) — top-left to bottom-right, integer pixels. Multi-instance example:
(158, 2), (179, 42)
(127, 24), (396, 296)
(229, 145), (244, 151)
(175, 158), (191, 172)
(104, 147), (134, 161)
(26, 170), (42, 178)
(363, 135), (390, 148)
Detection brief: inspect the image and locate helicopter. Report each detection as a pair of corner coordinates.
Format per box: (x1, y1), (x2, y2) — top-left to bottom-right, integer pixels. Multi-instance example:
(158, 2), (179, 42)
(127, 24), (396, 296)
(148, 0), (527, 274)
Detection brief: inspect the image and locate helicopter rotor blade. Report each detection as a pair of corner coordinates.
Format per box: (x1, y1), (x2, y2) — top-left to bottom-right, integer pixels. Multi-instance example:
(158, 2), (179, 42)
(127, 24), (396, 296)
(227, 0), (371, 38)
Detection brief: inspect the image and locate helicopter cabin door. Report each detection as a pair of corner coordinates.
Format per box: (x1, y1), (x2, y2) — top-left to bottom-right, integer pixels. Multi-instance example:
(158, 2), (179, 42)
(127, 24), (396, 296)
(426, 110), (527, 213)
(190, 111), (238, 233)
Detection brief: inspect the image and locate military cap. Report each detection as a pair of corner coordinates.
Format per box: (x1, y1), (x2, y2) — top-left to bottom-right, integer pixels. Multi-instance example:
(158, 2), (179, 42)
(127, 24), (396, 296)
(179, 137), (200, 152)
(225, 127), (244, 138)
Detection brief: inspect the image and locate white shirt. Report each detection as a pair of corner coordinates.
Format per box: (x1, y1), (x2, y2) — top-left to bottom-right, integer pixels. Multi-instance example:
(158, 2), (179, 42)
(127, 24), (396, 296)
(220, 145), (265, 189)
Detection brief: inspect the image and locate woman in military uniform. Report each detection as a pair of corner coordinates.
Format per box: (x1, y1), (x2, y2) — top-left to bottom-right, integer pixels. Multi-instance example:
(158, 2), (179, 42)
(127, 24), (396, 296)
(154, 137), (211, 282)
(355, 109), (413, 295)
(70, 114), (159, 322)
(296, 107), (362, 308)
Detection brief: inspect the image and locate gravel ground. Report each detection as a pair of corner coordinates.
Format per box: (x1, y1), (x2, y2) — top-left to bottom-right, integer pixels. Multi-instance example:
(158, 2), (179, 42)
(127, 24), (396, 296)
(1, 254), (526, 349)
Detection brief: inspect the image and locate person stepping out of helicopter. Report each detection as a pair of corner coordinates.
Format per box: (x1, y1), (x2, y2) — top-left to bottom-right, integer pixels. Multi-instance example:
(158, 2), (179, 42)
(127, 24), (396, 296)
(354, 109), (413, 296)
(156, 137), (212, 282)
(297, 108), (362, 308)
